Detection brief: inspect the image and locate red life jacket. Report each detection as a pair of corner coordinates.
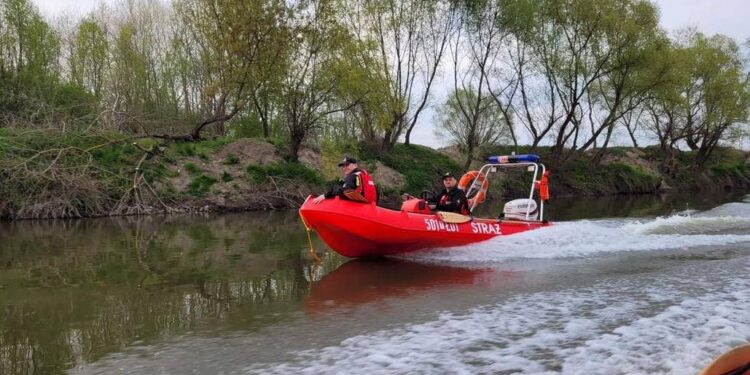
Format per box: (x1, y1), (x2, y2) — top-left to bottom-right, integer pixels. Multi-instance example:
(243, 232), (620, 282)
(354, 169), (377, 203)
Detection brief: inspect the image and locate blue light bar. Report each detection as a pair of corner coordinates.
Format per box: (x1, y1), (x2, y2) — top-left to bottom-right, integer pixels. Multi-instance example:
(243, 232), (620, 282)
(488, 154), (540, 163)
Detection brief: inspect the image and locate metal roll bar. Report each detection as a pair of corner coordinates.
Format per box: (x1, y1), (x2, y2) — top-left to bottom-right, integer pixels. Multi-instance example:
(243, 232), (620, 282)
(465, 161), (546, 221)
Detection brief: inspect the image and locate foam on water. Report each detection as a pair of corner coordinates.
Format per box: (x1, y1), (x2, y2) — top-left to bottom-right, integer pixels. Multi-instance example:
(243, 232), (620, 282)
(401, 201), (750, 263)
(698, 201), (750, 218)
(247, 260), (750, 375)
(401, 221), (750, 263)
(623, 214), (750, 235)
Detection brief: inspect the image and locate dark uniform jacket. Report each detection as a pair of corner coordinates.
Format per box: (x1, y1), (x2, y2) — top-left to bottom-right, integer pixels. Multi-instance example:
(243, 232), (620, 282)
(325, 168), (366, 201)
(429, 187), (470, 214)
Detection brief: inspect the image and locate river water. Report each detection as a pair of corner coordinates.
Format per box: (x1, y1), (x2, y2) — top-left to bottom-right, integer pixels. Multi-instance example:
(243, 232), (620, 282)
(1, 192), (750, 374)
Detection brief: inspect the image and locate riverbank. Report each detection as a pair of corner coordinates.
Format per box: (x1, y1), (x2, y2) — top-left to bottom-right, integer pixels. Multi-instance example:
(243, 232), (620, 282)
(1, 129), (749, 220)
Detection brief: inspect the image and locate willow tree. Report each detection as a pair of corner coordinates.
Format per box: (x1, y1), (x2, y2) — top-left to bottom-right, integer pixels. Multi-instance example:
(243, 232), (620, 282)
(575, 0), (668, 165)
(678, 33), (750, 165)
(282, 0), (374, 161)
(444, 0), (515, 170)
(169, 0), (290, 141)
(437, 89), (510, 171)
(501, 0), (664, 164)
(339, 0), (457, 151)
(644, 32), (750, 170)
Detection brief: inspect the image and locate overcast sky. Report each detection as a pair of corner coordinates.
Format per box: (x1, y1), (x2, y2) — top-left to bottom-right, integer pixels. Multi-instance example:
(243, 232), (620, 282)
(32, 0), (750, 148)
(31, 0), (750, 42)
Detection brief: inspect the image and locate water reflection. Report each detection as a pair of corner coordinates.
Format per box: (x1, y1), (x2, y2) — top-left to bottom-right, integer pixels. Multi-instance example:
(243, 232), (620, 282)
(1, 190), (747, 374)
(0, 213), (341, 374)
(305, 259), (492, 313)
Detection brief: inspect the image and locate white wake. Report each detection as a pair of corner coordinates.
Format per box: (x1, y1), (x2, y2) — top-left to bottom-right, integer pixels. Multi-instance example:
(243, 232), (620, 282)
(401, 201), (750, 263)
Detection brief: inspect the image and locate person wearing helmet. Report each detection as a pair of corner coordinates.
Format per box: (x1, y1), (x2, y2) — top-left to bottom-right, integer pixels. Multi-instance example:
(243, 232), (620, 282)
(312, 156), (377, 204)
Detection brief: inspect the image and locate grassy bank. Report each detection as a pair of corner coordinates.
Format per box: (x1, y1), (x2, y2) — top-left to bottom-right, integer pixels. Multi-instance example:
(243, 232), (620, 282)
(1, 129), (749, 220)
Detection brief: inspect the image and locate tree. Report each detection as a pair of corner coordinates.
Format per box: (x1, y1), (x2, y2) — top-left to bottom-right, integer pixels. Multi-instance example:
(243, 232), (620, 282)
(0, 0), (61, 124)
(501, 0), (665, 165)
(644, 32), (750, 170)
(679, 34), (750, 165)
(281, 0), (369, 161)
(576, 0), (668, 165)
(442, 0), (515, 171)
(169, 0), (290, 140)
(69, 19), (109, 99)
(340, 0), (457, 151)
(436, 88), (510, 170)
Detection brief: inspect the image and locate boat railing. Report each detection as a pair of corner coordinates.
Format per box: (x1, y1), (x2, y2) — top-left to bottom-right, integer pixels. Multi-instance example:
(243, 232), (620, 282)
(466, 155), (546, 222)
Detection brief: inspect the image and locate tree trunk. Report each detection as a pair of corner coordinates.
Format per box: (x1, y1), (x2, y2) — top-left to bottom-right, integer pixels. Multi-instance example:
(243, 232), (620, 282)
(463, 143), (474, 173)
(627, 128), (639, 148)
(592, 125), (616, 166)
(288, 134), (303, 162)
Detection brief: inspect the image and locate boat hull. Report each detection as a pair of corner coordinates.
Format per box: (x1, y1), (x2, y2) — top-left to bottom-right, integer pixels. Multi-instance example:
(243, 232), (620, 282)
(299, 196), (550, 258)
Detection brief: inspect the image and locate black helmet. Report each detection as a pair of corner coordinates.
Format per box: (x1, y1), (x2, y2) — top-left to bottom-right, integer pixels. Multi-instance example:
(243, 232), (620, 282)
(442, 172), (456, 180)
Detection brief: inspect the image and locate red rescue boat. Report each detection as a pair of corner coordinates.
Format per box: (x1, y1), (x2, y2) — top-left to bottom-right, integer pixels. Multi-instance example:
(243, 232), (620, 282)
(299, 154), (552, 258)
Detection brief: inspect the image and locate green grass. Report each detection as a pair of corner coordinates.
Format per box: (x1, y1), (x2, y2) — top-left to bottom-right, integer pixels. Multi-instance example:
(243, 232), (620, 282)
(563, 160), (660, 194)
(221, 171), (234, 182)
(711, 163), (749, 179)
(188, 175), (217, 196)
(246, 162), (323, 185)
(369, 144), (461, 194)
(184, 162), (200, 175)
(168, 138), (230, 160)
(247, 165), (268, 183)
(224, 154), (239, 165)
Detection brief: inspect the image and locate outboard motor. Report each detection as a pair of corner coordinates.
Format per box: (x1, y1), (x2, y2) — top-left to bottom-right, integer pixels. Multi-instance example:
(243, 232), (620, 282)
(503, 199), (538, 221)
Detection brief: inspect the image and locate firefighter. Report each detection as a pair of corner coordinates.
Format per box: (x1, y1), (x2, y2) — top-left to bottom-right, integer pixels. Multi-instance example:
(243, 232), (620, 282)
(312, 156), (377, 204)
